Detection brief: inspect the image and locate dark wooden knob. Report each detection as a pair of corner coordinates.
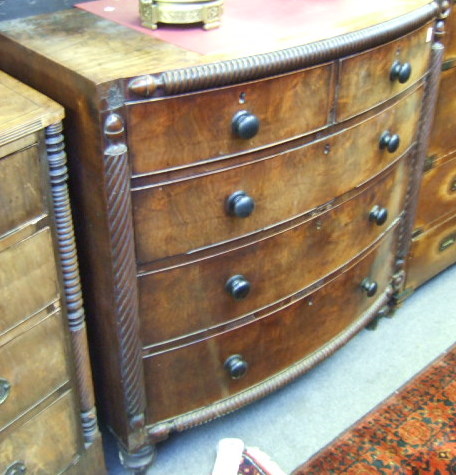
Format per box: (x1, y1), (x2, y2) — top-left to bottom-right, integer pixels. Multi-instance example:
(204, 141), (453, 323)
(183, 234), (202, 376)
(379, 131), (400, 153)
(361, 278), (378, 297)
(5, 462), (27, 475)
(226, 275), (251, 300)
(232, 110), (260, 139)
(369, 205), (388, 226)
(0, 378), (11, 405)
(224, 354), (248, 379)
(226, 191), (255, 218)
(390, 60), (412, 83)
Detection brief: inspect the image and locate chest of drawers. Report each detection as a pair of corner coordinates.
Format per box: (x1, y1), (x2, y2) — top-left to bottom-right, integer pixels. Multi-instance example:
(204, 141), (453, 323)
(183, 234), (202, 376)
(0, 72), (105, 474)
(405, 1), (456, 292)
(0, 1), (444, 470)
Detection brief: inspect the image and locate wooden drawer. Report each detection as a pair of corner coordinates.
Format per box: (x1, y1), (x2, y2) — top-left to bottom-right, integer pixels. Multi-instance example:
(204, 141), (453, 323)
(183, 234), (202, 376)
(133, 86), (422, 263)
(138, 157), (408, 346)
(0, 391), (80, 474)
(0, 309), (69, 431)
(142, 228), (396, 424)
(127, 63), (333, 174)
(444, 7), (456, 61)
(428, 67), (456, 160)
(337, 23), (432, 120)
(0, 228), (59, 336)
(407, 212), (456, 289)
(0, 144), (46, 238)
(414, 153), (456, 230)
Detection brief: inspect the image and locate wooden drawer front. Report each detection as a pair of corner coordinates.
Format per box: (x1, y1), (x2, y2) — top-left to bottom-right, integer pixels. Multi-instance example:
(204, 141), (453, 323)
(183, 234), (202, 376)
(133, 87), (422, 263)
(138, 158), (407, 345)
(0, 229), (59, 336)
(0, 391), (80, 474)
(143, 229), (396, 424)
(414, 154), (456, 230)
(445, 8), (456, 61)
(0, 310), (69, 430)
(428, 67), (456, 159)
(127, 64), (333, 175)
(337, 23), (431, 120)
(407, 213), (456, 289)
(0, 144), (45, 238)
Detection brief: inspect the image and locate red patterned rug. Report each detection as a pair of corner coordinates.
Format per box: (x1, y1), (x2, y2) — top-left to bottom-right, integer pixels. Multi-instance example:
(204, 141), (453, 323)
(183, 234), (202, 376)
(293, 343), (456, 475)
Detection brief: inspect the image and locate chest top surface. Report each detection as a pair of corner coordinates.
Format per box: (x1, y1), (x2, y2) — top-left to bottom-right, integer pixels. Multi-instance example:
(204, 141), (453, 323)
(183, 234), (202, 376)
(0, 0), (434, 84)
(0, 72), (63, 147)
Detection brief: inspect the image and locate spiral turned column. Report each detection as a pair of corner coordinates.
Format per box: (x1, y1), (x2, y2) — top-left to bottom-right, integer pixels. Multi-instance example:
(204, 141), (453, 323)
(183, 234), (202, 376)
(45, 122), (99, 447)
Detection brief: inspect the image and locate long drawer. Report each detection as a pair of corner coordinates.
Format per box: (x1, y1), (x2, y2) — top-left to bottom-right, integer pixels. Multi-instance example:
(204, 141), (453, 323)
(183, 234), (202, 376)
(132, 86), (422, 262)
(0, 391), (80, 474)
(414, 153), (456, 230)
(407, 212), (456, 289)
(142, 228), (396, 424)
(0, 228), (59, 337)
(138, 156), (408, 345)
(0, 143), (45, 238)
(337, 22), (432, 120)
(127, 63), (333, 174)
(427, 67), (456, 160)
(0, 308), (69, 431)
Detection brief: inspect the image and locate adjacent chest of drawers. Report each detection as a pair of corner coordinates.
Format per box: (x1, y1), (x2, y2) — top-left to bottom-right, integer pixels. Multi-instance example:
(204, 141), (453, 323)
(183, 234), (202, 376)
(405, 1), (456, 292)
(0, 1), (443, 470)
(0, 72), (105, 474)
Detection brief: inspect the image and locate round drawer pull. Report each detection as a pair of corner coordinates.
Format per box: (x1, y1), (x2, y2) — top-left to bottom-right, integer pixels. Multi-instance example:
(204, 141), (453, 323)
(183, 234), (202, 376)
(379, 131), (400, 153)
(0, 378), (11, 405)
(5, 462), (27, 475)
(369, 205), (388, 226)
(224, 354), (248, 379)
(232, 110), (260, 139)
(390, 60), (412, 84)
(226, 191), (255, 218)
(361, 278), (378, 297)
(225, 275), (251, 300)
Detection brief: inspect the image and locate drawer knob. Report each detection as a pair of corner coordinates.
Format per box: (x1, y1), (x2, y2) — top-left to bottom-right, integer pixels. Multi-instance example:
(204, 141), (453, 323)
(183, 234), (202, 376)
(361, 278), (378, 297)
(226, 191), (255, 218)
(390, 60), (412, 84)
(379, 131), (400, 153)
(5, 462), (27, 475)
(226, 275), (251, 300)
(0, 378), (11, 405)
(369, 206), (388, 226)
(232, 110), (260, 139)
(224, 354), (248, 379)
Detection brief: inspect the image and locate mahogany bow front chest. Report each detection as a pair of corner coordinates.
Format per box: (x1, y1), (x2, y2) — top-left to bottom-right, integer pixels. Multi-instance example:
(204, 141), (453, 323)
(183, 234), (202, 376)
(0, 0), (448, 470)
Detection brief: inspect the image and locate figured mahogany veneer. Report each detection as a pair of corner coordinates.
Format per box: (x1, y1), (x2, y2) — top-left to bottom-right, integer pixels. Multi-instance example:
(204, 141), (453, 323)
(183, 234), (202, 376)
(133, 87), (422, 262)
(0, 2), (442, 470)
(139, 156), (409, 346)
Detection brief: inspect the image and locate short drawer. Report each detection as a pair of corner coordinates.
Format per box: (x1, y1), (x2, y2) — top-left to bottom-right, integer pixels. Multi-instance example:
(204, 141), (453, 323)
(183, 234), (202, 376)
(142, 228), (396, 424)
(337, 22), (432, 120)
(127, 63), (333, 174)
(0, 228), (60, 336)
(133, 86), (422, 262)
(0, 309), (69, 430)
(0, 391), (80, 474)
(414, 153), (456, 230)
(138, 157), (408, 345)
(0, 144), (46, 238)
(407, 212), (456, 290)
(428, 67), (456, 160)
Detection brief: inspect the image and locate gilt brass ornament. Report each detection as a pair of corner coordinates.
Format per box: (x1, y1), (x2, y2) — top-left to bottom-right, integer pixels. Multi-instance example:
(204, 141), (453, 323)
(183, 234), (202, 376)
(139, 0), (224, 30)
